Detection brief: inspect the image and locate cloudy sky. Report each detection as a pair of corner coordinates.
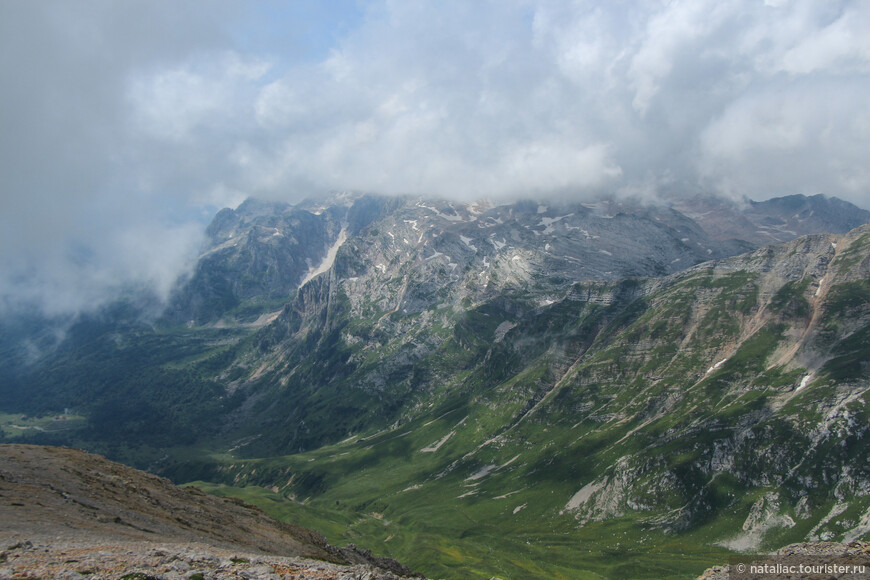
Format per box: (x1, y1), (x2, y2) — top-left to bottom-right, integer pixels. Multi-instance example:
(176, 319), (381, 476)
(2, 0), (869, 315)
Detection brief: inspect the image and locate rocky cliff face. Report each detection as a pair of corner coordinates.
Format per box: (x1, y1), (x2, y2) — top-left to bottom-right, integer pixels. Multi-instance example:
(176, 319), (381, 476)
(165, 193), (759, 328)
(162, 192), (866, 327)
(162, 195), (403, 326)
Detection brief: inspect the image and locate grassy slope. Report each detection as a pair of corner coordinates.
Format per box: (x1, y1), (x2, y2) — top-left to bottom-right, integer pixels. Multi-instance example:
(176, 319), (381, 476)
(185, 234), (870, 579)
(189, 412), (733, 580)
(5, 230), (870, 580)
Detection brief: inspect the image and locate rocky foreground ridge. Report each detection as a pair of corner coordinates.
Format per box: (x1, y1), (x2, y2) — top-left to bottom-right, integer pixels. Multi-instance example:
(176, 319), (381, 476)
(0, 444), (422, 579)
(696, 541), (870, 579)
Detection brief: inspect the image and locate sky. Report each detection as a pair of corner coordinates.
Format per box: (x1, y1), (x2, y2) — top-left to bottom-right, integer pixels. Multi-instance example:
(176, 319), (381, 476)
(1, 0), (869, 316)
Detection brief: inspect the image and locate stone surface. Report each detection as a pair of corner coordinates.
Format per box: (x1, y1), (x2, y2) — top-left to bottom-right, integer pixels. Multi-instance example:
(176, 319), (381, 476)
(0, 445), (423, 579)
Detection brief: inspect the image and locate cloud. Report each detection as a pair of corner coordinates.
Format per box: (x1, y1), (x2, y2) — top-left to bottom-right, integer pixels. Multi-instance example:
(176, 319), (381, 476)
(2, 0), (869, 316)
(0, 0), (240, 315)
(1, 221), (203, 317)
(127, 52), (271, 142)
(230, 0), (870, 203)
(699, 78), (870, 198)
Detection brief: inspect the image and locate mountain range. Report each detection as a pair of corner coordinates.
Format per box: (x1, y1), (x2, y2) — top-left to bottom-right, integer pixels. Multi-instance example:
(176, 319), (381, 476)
(1, 192), (869, 579)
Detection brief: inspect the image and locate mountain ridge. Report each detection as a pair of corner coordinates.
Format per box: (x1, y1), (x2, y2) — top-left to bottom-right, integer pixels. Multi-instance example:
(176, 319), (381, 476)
(164, 192), (868, 328)
(2, 192), (870, 579)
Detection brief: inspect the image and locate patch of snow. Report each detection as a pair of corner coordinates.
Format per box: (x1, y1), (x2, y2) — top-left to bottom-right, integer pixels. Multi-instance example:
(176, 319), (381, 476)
(460, 235), (478, 251)
(796, 374), (812, 392)
(425, 251), (444, 261)
(681, 237), (690, 242)
(539, 214), (574, 226)
(299, 227), (348, 288)
(490, 237), (506, 250)
(403, 238), (410, 245)
(538, 214), (574, 234)
(537, 205), (548, 214)
(513, 504), (527, 514)
(404, 219), (419, 230)
(387, 231), (395, 240)
(500, 454), (520, 469)
(457, 490), (478, 499)
(600, 249), (612, 256)
(494, 490), (521, 500)
(816, 277), (824, 297)
(545, 243), (551, 251)
(706, 359), (728, 375)
(466, 200), (491, 214)
(418, 203), (466, 222)
(376, 263), (387, 273)
(707, 248), (712, 254)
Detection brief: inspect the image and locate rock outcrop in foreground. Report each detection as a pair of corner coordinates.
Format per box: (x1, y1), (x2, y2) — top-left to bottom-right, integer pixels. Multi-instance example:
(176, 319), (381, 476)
(697, 541), (870, 579)
(0, 444), (422, 579)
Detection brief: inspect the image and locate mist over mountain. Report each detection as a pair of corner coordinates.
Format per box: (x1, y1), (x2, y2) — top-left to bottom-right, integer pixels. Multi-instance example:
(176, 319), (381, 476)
(4, 1), (870, 320)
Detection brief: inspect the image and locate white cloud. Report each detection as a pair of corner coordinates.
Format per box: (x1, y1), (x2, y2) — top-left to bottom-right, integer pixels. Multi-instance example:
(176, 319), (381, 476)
(3, 0), (870, 316)
(700, 80), (870, 197)
(628, 1), (717, 115)
(108, 0), (870, 207)
(778, 5), (870, 75)
(127, 52), (271, 141)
